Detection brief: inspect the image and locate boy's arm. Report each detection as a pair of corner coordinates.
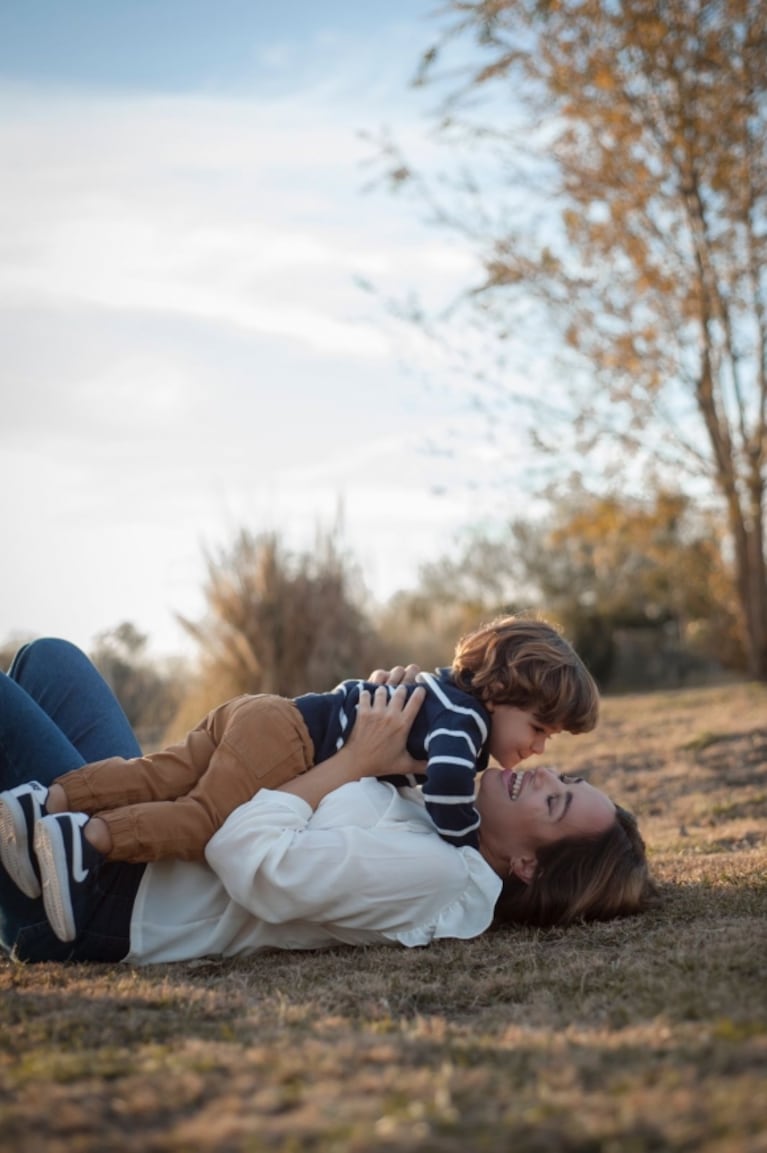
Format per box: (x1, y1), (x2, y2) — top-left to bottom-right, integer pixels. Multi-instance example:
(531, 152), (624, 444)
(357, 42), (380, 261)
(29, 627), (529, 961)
(420, 723), (484, 849)
(277, 684), (426, 811)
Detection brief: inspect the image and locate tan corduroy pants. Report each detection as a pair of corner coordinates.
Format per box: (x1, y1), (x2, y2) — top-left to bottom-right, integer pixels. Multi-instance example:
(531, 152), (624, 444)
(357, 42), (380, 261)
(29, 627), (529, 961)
(54, 694), (315, 862)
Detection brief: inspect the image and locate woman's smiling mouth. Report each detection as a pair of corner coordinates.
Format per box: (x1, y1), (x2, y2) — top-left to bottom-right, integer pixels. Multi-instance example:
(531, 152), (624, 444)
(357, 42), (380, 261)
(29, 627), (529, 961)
(505, 769), (525, 800)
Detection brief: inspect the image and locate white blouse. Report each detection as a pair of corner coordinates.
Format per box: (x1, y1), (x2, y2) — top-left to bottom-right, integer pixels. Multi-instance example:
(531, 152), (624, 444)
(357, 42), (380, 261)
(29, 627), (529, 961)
(123, 779), (502, 964)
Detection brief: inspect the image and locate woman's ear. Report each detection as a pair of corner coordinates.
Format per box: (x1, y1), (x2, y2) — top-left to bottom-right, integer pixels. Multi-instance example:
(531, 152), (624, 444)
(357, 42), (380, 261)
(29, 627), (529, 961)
(509, 856), (537, 885)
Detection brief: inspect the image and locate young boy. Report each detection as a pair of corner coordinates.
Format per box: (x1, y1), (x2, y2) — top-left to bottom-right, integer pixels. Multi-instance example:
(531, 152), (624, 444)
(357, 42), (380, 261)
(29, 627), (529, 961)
(0, 615), (599, 940)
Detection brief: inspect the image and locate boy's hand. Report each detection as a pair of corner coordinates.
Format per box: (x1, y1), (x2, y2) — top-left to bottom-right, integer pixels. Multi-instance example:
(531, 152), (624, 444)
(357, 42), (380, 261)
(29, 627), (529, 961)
(348, 683), (427, 779)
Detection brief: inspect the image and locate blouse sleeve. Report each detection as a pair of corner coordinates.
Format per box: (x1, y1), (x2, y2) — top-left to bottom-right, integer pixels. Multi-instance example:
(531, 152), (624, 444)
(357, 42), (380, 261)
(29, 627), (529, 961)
(204, 786), (501, 944)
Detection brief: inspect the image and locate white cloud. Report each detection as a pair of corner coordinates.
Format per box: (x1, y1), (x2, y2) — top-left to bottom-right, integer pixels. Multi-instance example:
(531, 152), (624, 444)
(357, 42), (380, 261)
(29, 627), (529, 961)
(0, 50), (532, 657)
(0, 84), (474, 364)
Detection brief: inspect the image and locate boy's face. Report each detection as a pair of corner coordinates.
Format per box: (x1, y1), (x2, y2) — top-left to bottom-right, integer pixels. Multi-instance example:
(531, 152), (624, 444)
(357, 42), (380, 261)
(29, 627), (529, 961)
(485, 704), (561, 769)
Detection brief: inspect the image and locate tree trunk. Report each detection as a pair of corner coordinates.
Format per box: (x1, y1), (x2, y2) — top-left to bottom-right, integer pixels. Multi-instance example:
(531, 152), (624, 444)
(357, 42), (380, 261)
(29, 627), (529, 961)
(727, 492), (767, 680)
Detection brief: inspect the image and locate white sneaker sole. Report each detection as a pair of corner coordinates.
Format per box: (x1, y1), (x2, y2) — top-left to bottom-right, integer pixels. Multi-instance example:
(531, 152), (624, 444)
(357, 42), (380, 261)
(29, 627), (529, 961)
(0, 793), (42, 898)
(34, 818), (77, 942)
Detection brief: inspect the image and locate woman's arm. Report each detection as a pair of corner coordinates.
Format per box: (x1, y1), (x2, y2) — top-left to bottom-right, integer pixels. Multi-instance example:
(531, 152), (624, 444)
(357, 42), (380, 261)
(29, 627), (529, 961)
(205, 790), (500, 940)
(204, 674), (499, 941)
(277, 683), (426, 811)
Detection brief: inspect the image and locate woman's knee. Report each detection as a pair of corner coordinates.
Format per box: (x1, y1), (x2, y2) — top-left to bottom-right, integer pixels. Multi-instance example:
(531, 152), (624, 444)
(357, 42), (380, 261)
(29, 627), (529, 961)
(8, 638), (89, 684)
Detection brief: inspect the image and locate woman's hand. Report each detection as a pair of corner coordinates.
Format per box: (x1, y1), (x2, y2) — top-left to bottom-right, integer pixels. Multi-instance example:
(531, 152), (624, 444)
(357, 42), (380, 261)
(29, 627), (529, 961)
(277, 683), (426, 810)
(366, 664), (421, 687)
(346, 684), (426, 779)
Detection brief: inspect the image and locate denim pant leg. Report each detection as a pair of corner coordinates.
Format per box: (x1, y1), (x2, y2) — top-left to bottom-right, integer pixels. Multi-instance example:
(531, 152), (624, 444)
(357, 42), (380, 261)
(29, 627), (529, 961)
(1, 638), (144, 961)
(8, 637), (142, 763)
(12, 857), (145, 964)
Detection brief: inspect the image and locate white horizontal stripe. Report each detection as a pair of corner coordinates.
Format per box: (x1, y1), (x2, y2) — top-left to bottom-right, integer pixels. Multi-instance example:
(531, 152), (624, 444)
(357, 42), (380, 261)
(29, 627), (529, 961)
(439, 818), (482, 836)
(427, 756), (475, 769)
(418, 672), (489, 743)
(424, 792), (477, 804)
(425, 728), (479, 756)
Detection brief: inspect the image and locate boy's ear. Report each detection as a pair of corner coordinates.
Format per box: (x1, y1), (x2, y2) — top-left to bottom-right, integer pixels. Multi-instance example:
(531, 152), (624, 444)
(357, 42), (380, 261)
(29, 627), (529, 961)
(509, 856), (537, 884)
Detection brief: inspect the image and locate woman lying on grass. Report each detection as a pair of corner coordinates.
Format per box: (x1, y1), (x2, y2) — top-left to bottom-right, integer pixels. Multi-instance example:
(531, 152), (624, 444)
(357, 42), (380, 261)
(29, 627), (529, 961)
(0, 639), (656, 965)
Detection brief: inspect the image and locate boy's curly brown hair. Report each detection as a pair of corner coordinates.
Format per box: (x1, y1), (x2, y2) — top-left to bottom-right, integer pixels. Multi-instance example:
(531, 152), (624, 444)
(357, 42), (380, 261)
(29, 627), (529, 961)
(451, 614), (599, 733)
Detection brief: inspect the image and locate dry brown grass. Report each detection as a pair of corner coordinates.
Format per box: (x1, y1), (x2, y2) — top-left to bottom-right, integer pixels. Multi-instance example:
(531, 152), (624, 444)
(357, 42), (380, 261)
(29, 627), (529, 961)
(2, 681), (766, 1152)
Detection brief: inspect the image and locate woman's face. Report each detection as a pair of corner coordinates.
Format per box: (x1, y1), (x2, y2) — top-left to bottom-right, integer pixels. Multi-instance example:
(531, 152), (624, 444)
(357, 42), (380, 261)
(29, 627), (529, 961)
(475, 761), (616, 881)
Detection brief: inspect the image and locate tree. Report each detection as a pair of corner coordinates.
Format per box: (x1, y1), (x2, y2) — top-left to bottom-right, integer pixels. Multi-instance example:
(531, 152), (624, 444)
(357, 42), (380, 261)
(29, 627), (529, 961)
(375, 534), (523, 673)
(90, 622), (186, 749)
(177, 527), (379, 713)
(379, 485), (737, 686)
(0, 633), (35, 673)
(384, 0), (767, 676)
(508, 485), (742, 680)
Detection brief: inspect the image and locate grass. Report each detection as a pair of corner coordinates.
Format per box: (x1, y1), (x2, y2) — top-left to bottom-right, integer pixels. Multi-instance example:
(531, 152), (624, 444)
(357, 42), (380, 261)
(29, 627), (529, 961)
(2, 681), (767, 1152)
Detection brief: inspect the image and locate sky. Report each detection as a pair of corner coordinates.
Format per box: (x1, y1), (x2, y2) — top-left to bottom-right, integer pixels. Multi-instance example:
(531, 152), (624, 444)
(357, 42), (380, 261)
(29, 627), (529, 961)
(0, 0), (542, 659)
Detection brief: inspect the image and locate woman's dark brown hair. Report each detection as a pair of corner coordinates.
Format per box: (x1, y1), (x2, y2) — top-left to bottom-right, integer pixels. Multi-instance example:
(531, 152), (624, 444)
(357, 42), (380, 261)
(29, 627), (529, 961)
(492, 806), (659, 928)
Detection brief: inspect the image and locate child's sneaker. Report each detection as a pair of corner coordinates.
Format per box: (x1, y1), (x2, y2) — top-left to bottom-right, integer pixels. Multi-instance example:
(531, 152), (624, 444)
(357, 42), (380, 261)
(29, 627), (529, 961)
(34, 813), (104, 943)
(0, 781), (49, 898)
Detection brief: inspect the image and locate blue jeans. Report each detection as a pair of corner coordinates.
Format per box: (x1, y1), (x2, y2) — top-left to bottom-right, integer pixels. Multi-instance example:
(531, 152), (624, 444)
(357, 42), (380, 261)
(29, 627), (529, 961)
(0, 638), (146, 962)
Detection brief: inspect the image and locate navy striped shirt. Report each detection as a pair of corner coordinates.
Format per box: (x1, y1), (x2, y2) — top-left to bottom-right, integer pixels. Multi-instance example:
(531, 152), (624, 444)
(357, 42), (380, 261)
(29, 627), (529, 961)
(295, 669), (491, 850)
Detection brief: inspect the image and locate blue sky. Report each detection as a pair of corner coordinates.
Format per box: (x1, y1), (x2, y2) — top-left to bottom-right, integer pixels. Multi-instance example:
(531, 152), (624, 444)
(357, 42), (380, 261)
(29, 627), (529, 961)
(0, 1), (541, 657)
(0, 2), (445, 100)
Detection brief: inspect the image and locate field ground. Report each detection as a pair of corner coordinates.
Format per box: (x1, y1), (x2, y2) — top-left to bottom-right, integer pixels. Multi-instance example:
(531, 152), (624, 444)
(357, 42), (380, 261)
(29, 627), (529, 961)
(2, 681), (766, 1152)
